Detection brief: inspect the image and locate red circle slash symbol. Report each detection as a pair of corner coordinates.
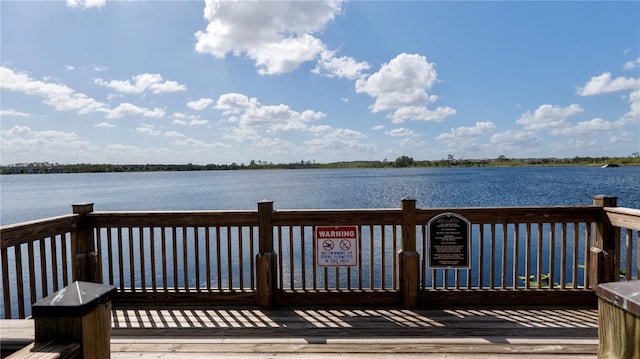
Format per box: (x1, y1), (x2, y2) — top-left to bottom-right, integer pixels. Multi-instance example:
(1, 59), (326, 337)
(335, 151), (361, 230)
(340, 240), (351, 251)
(323, 240), (334, 251)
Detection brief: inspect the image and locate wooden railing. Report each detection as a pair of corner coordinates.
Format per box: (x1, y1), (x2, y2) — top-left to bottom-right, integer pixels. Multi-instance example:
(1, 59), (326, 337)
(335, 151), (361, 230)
(1, 196), (638, 318)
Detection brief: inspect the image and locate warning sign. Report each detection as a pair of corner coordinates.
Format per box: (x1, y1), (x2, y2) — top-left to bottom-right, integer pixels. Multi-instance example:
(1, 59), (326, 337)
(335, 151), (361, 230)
(315, 226), (358, 267)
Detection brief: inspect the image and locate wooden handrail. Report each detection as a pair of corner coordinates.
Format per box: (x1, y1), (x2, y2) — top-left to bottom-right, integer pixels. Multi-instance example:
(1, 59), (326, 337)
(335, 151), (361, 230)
(1, 199), (638, 318)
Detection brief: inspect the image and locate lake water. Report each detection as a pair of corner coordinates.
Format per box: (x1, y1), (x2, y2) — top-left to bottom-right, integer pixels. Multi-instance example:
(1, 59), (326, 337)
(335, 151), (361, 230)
(2, 166), (639, 225)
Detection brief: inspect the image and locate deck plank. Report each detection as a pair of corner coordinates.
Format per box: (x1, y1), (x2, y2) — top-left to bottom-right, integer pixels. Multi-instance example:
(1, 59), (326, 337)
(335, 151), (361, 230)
(110, 305), (598, 358)
(1, 306), (599, 358)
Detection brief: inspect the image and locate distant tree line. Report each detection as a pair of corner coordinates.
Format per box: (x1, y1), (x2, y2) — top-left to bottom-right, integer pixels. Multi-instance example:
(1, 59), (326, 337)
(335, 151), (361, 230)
(2, 154), (639, 174)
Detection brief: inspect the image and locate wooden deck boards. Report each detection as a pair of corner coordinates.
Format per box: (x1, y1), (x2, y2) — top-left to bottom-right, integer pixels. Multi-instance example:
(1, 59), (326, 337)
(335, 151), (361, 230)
(2, 306), (600, 358)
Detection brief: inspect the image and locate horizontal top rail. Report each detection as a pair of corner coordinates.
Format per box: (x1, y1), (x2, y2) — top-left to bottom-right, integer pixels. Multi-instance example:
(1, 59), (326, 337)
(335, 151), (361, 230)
(89, 210), (259, 227)
(271, 208), (403, 226)
(604, 207), (640, 231)
(1, 214), (79, 248)
(417, 206), (601, 224)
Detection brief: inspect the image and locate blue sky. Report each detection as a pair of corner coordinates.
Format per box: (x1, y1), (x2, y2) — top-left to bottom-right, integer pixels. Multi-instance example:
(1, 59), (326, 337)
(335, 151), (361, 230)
(1, 0), (639, 165)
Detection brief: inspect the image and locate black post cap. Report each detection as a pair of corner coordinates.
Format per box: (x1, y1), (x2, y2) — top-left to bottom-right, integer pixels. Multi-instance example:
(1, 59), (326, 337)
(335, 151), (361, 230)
(32, 281), (116, 318)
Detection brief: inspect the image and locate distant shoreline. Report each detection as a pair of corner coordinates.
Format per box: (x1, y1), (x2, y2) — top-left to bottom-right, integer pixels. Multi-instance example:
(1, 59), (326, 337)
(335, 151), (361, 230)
(2, 156), (639, 174)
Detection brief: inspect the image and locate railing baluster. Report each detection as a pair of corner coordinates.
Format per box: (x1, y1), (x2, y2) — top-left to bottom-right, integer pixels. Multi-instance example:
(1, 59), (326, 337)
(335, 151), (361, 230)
(161, 227), (168, 292)
(300, 226), (306, 291)
(537, 224), (543, 289)
(490, 224), (496, 289)
(128, 227), (135, 292)
(369, 224), (374, 289)
(205, 227), (211, 291)
(61, 233), (69, 287)
(501, 224), (507, 289)
(39, 237), (47, 296)
(394, 225), (398, 290)
(194, 227), (201, 291)
(183, 227), (190, 292)
(381, 225), (386, 289)
(478, 224), (484, 289)
(215, 226), (222, 291)
(356, 225), (362, 290)
(237, 226), (243, 291)
(226, 227), (232, 290)
(172, 227), (178, 291)
(313, 225), (318, 291)
(525, 223), (531, 290)
(118, 227), (125, 292)
(561, 223), (567, 289)
(250, 226), (255, 291)
(549, 223), (556, 289)
(140, 227), (146, 292)
(625, 229), (632, 281)
(585, 223), (592, 288)
(27, 241), (36, 305)
(572, 223), (579, 289)
(2, 247), (11, 318)
(16, 243), (24, 318)
(150, 228), (156, 291)
(51, 236), (59, 291)
(513, 224), (519, 289)
(289, 226), (294, 291)
(277, 226), (283, 291)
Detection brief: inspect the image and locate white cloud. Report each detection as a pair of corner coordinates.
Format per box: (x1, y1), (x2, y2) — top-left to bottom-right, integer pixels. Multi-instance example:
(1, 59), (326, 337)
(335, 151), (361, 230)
(94, 73), (186, 94)
(623, 58), (640, 70)
(94, 122), (115, 128)
(163, 131), (184, 138)
(66, 0), (105, 9)
(187, 98), (214, 111)
(92, 65), (108, 72)
(372, 125), (385, 130)
(66, 65), (75, 71)
(135, 125), (162, 136)
(0, 109), (30, 117)
(249, 35), (325, 75)
(622, 89), (640, 123)
(1, 66), (166, 120)
(195, 0), (343, 75)
(1, 66), (107, 114)
(560, 118), (614, 135)
(304, 126), (373, 155)
(313, 50), (370, 80)
(489, 130), (541, 149)
(1, 125), (97, 163)
(215, 92), (324, 132)
(355, 53), (454, 123)
(436, 121), (496, 143)
(190, 119), (209, 126)
(170, 138), (230, 149)
(389, 105), (456, 124)
(577, 72), (640, 96)
(516, 104), (583, 132)
(106, 103), (165, 119)
(386, 127), (417, 137)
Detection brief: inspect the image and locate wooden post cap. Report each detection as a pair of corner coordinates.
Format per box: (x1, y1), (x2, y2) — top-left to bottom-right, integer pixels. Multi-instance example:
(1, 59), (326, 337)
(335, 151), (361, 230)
(32, 281), (116, 318)
(596, 280), (640, 317)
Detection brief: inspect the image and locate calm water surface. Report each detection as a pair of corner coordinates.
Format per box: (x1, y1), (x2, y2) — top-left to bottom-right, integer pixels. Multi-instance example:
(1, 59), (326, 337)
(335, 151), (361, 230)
(2, 166), (639, 225)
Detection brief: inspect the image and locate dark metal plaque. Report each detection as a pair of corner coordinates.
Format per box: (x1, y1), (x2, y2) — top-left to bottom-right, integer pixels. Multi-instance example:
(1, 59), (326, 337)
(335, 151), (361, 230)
(427, 212), (471, 269)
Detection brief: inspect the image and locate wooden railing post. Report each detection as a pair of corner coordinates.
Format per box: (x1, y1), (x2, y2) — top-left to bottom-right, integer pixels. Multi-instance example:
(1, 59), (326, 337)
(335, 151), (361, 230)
(590, 195), (618, 288)
(71, 203), (101, 283)
(256, 200), (277, 308)
(399, 198), (419, 307)
(31, 281), (116, 359)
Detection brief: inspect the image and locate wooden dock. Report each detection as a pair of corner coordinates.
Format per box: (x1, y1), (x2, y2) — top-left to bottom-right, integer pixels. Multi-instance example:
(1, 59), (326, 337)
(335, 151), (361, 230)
(1, 305), (600, 358)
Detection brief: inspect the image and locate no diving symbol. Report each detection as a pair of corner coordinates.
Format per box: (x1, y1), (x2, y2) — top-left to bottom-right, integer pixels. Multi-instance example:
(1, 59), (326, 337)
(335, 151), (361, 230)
(322, 240), (334, 251)
(339, 239), (351, 251)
